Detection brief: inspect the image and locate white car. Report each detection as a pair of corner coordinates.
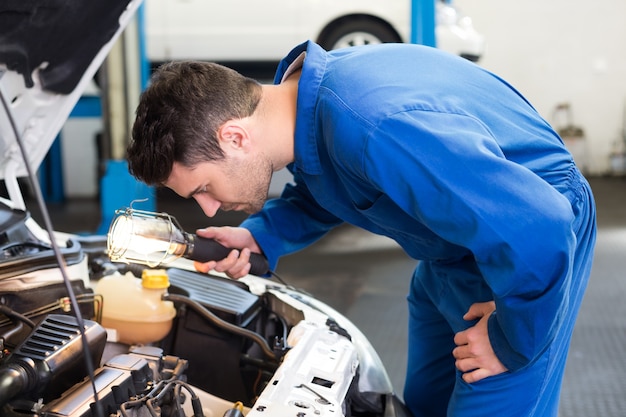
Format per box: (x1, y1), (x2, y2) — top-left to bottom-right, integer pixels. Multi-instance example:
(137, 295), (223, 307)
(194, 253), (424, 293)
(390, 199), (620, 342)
(145, 0), (485, 66)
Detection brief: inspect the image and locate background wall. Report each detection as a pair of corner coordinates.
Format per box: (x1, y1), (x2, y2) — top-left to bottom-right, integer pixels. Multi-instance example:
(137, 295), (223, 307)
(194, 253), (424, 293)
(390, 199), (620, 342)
(454, 0), (626, 175)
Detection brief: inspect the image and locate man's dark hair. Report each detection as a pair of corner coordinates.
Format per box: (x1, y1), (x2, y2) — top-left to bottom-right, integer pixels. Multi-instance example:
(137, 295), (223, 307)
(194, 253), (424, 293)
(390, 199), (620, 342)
(127, 61), (262, 185)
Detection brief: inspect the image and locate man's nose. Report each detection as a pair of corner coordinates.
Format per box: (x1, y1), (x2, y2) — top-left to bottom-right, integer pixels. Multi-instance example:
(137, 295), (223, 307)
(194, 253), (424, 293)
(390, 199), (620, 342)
(194, 194), (221, 217)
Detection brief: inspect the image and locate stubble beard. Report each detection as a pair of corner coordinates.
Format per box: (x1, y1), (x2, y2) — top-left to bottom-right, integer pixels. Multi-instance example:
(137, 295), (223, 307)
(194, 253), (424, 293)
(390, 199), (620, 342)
(245, 163), (272, 214)
(225, 153), (273, 214)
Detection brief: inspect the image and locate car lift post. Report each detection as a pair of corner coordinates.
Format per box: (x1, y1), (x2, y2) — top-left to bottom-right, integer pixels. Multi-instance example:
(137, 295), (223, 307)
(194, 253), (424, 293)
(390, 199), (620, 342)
(411, 0), (437, 47)
(97, 4), (154, 234)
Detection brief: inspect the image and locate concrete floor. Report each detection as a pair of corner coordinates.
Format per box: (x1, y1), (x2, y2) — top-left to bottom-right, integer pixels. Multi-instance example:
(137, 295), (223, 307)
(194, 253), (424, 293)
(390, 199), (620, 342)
(30, 175), (626, 416)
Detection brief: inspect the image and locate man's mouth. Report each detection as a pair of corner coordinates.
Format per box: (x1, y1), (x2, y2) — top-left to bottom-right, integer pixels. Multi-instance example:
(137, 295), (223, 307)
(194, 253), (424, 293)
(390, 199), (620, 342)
(221, 203), (243, 212)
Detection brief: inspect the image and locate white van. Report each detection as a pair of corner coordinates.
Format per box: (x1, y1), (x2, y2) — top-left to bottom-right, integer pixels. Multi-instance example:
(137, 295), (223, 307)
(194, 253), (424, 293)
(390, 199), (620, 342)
(144, 0), (485, 66)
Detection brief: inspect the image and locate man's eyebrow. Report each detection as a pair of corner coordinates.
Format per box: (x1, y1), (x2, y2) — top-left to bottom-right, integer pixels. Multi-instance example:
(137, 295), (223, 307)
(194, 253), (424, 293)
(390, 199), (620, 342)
(185, 185), (204, 199)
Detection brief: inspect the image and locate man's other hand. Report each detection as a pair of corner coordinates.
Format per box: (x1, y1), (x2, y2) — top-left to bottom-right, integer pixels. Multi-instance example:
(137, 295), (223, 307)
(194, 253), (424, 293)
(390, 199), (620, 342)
(453, 301), (508, 383)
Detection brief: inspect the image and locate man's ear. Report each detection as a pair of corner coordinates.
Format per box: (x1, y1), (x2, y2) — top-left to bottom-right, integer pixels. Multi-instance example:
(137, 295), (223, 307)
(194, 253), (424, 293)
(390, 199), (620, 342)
(218, 121), (249, 151)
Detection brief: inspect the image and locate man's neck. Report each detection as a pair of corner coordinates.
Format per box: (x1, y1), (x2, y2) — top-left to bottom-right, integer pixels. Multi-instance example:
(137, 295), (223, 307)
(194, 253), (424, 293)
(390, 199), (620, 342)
(256, 72), (300, 171)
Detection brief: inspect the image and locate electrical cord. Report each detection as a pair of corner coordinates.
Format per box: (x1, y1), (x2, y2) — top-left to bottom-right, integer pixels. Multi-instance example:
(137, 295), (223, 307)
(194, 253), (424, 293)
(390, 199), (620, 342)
(0, 305), (35, 345)
(163, 293), (282, 360)
(120, 378), (204, 417)
(0, 305), (35, 329)
(152, 380), (205, 417)
(270, 269), (290, 287)
(269, 269), (317, 297)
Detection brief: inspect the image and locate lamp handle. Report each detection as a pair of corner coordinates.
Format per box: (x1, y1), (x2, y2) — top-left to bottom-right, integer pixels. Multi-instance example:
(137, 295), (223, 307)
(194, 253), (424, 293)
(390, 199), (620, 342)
(188, 235), (270, 276)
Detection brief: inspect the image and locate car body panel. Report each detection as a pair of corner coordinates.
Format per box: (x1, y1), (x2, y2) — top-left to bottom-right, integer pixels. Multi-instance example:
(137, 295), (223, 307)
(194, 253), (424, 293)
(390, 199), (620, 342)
(145, 0), (483, 63)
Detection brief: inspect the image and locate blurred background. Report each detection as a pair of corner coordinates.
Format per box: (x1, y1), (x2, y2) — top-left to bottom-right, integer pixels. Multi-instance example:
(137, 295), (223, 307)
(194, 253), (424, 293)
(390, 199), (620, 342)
(8, 0), (626, 415)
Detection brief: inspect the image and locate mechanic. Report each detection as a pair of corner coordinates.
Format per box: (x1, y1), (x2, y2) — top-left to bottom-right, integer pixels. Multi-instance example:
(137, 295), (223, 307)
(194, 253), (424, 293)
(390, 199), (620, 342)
(126, 40), (597, 417)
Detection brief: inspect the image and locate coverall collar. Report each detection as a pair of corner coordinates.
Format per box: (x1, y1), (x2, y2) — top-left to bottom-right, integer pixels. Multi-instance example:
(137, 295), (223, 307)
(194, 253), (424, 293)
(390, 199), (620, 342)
(274, 40), (327, 176)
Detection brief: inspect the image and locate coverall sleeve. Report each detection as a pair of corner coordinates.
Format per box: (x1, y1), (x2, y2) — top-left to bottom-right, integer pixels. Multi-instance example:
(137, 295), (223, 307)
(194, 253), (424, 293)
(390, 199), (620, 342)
(240, 169), (344, 271)
(360, 110), (576, 371)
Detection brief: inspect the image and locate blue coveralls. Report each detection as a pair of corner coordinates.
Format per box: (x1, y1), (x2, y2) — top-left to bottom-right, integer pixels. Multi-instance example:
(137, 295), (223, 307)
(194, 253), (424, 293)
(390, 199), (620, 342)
(241, 41), (597, 416)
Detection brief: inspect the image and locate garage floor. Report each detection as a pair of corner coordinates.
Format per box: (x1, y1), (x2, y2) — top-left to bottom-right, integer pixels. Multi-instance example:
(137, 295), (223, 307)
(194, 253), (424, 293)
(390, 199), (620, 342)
(30, 175), (626, 417)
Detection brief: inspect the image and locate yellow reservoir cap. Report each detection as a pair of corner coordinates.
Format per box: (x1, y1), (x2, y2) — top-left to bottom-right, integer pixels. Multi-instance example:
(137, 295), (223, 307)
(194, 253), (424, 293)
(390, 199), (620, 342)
(142, 269), (170, 289)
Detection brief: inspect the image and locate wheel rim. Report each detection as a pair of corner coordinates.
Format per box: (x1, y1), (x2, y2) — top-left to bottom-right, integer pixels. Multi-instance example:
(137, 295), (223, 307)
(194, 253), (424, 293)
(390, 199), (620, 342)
(331, 31), (383, 49)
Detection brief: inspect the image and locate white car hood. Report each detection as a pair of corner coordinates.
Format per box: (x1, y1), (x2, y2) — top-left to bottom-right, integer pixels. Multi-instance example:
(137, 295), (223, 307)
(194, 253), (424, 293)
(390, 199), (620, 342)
(0, 0), (142, 209)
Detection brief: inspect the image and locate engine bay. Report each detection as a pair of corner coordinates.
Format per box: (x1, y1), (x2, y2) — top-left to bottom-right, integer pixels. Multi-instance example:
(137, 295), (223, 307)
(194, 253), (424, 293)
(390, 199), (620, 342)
(0, 208), (407, 416)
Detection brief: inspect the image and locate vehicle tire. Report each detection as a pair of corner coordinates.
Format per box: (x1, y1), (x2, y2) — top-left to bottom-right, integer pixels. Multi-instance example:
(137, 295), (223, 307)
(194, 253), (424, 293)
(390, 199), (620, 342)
(318, 17), (401, 51)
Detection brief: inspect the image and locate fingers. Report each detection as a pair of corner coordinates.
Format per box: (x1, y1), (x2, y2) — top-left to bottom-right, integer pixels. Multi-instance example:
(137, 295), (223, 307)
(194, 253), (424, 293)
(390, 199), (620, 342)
(459, 367), (493, 384)
(193, 247), (252, 279)
(453, 301), (507, 383)
(452, 335), (507, 383)
(453, 343), (487, 378)
(192, 227), (261, 279)
(193, 260), (216, 273)
(195, 226), (223, 240)
(196, 226), (262, 254)
(214, 248), (252, 279)
(452, 332), (489, 371)
(453, 327), (468, 347)
(452, 328), (480, 368)
(453, 346), (507, 383)
(462, 300), (496, 320)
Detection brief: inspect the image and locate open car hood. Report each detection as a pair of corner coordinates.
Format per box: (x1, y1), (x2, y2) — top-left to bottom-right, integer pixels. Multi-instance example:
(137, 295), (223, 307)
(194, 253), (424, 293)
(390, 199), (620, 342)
(0, 0), (142, 210)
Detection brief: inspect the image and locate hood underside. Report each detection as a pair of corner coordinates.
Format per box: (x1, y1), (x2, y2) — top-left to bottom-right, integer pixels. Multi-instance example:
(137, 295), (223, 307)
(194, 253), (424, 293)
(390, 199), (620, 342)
(0, 0), (142, 208)
(1, 0), (133, 94)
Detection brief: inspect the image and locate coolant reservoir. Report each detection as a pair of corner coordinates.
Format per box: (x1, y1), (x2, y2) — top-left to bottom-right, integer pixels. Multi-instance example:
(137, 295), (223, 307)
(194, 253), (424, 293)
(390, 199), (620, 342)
(95, 269), (176, 345)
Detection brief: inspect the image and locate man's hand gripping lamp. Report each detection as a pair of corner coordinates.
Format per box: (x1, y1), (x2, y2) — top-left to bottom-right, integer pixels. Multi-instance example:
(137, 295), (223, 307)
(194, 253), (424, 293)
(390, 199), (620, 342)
(106, 208), (270, 276)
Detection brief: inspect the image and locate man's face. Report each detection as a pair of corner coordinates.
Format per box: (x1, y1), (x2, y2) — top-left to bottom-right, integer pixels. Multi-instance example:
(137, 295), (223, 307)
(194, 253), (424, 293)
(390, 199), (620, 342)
(164, 154), (272, 217)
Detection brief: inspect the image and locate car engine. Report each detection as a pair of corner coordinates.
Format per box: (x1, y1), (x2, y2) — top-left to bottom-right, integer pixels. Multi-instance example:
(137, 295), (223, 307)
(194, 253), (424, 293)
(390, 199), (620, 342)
(0, 218), (408, 417)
